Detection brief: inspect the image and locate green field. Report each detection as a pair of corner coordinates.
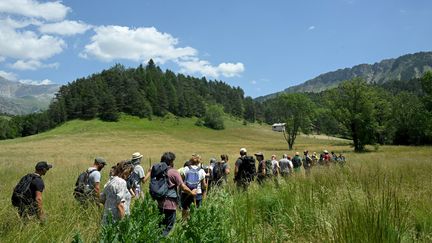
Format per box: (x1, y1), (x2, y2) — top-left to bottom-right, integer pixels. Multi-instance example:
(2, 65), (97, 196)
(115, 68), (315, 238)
(0, 115), (431, 242)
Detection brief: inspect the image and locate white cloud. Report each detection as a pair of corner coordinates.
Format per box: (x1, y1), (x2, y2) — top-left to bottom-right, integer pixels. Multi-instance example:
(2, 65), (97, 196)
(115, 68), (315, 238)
(0, 24), (66, 61)
(177, 59), (244, 78)
(39, 20), (92, 36)
(81, 25), (197, 63)
(218, 62), (245, 77)
(0, 70), (18, 81)
(251, 80), (257, 85)
(82, 25), (245, 78)
(0, 0), (69, 21)
(0, 56), (5, 62)
(0, 17), (42, 29)
(10, 60), (59, 70)
(19, 78), (53, 85)
(308, 26), (316, 31)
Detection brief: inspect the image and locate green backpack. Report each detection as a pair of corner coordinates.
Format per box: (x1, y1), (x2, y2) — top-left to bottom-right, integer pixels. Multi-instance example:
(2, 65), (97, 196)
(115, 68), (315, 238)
(265, 160), (272, 177)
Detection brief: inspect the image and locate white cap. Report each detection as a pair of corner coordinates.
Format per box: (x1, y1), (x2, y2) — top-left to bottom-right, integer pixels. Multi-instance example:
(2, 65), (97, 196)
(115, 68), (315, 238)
(240, 148), (247, 153)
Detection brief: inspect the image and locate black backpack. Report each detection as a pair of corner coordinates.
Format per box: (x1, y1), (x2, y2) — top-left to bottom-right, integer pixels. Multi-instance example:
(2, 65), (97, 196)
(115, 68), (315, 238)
(149, 163), (177, 200)
(212, 162), (225, 182)
(73, 169), (97, 201)
(11, 174), (36, 207)
(238, 156), (256, 182)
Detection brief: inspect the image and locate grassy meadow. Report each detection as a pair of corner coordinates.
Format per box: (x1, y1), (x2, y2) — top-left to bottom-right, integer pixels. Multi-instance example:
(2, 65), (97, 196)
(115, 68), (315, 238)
(0, 115), (431, 242)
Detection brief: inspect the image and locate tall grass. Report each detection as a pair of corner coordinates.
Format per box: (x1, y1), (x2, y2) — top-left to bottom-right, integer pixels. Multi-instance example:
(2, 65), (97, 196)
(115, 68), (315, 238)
(98, 163), (431, 242)
(0, 116), (431, 242)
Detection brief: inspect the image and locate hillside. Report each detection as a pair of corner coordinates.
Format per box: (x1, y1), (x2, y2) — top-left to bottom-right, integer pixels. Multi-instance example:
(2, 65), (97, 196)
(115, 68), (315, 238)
(257, 51), (432, 101)
(0, 76), (60, 115)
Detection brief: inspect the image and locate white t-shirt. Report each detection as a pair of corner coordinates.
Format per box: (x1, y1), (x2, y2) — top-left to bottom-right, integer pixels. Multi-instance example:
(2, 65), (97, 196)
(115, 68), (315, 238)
(133, 164), (145, 187)
(87, 167), (101, 190)
(183, 165), (206, 194)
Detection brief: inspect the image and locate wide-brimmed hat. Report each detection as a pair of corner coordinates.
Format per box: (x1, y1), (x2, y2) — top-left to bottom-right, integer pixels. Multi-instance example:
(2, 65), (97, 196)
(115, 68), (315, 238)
(323, 150), (329, 154)
(254, 152), (263, 156)
(240, 148), (247, 153)
(132, 152), (143, 160)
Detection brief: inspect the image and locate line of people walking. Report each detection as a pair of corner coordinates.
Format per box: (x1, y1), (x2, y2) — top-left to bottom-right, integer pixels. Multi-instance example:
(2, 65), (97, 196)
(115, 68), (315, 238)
(11, 148), (345, 236)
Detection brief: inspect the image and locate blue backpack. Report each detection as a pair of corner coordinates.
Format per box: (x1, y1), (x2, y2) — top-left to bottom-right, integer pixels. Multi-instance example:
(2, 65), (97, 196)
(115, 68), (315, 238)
(185, 166), (200, 190)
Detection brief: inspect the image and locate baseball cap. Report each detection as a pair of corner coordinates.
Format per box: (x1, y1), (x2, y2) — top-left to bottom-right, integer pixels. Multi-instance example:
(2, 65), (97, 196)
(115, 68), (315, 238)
(95, 157), (107, 165)
(35, 161), (52, 171)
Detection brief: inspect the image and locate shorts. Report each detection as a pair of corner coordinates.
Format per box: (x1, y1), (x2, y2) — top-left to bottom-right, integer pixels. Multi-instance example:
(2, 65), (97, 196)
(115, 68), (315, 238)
(180, 193), (202, 210)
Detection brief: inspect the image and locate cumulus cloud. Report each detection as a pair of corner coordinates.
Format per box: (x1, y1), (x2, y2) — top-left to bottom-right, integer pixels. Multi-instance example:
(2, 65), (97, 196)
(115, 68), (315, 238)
(0, 0), (69, 21)
(177, 59), (244, 78)
(10, 60), (59, 70)
(81, 25), (197, 63)
(308, 26), (316, 31)
(0, 70), (18, 81)
(0, 25), (66, 60)
(19, 78), (54, 85)
(39, 20), (92, 36)
(82, 25), (245, 78)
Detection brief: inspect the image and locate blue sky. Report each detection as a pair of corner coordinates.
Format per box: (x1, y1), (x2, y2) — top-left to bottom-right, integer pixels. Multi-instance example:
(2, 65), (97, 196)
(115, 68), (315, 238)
(0, 0), (431, 97)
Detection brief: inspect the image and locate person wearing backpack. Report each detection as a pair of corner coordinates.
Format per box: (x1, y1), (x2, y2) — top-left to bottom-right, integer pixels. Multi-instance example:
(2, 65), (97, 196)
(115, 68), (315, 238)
(149, 152), (196, 236)
(100, 160), (134, 225)
(271, 154), (280, 177)
(303, 150), (312, 176)
(234, 148), (256, 190)
(74, 157), (106, 204)
(292, 152), (302, 173)
(279, 154), (293, 177)
(255, 152), (266, 185)
(12, 161), (52, 222)
(212, 154), (230, 187)
(127, 152), (145, 198)
(181, 154), (207, 219)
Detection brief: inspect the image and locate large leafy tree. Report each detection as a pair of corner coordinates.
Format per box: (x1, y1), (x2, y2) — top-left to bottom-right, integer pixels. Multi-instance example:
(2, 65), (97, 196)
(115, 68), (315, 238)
(266, 93), (315, 150)
(329, 78), (378, 152)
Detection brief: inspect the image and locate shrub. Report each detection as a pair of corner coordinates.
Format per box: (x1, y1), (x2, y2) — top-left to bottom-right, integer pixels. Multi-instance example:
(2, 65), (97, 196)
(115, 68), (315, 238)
(203, 105), (225, 130)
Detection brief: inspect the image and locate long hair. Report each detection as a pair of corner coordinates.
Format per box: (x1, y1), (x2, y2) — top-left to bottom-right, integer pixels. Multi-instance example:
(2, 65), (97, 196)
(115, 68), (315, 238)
(114, 160), (134, 180)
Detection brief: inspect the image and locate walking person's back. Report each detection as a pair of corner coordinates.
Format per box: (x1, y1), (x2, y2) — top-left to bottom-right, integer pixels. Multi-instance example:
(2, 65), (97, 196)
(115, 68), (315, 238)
(279, 154), (292, 177)
(292, 152), (302, 173)
(74, 157), (106, 204)
(12, 161), (52, 222)
(212, 154), (230, 187)
(234, 148), (256, 190)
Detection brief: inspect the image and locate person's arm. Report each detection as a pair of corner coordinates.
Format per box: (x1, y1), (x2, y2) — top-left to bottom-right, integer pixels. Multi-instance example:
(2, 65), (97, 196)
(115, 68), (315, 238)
(180, 183), (197, 196)
(143, 170), (151, 183)
(201, 179), (208, 199)
(234, 160), (239, 181)
(117, 201), (125, 219)
(35, 191), (45, 221)
(94, 182), (100, 196)
(261, 162), (266, 176)
(225, 164), (230, 175)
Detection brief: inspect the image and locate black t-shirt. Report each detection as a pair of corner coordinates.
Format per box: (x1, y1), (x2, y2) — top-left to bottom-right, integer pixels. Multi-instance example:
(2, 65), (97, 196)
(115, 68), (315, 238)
(28, 175), (44, 202)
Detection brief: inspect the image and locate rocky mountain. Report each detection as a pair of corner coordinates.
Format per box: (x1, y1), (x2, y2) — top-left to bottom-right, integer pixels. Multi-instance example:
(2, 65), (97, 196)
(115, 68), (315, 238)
(0, 76), (60, 115)
(256, 51), (432, 101)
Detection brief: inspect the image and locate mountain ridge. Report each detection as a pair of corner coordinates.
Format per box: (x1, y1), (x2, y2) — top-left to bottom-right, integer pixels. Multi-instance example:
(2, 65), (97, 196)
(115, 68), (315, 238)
(0, 76), (60, 115)
(256, 51), (432, 101)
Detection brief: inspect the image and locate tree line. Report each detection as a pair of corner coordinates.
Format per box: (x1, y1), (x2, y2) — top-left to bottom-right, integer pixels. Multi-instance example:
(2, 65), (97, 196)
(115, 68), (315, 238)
(261, 72), (432, 151)
(0, 60), (247, 138)
(1, 60), (431, 152)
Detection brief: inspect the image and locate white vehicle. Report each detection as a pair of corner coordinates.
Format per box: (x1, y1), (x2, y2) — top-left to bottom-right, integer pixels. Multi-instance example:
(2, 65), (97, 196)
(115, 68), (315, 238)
(272, 123), (286, 132)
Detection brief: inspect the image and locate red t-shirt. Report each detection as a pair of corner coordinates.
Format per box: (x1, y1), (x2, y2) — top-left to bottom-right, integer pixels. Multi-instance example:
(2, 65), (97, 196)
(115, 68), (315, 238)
(158, 167), (184, 210)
